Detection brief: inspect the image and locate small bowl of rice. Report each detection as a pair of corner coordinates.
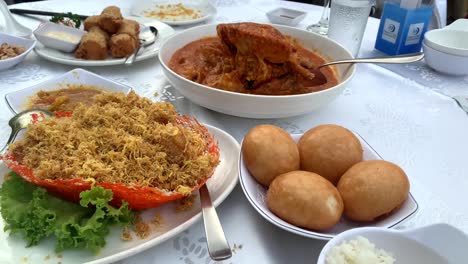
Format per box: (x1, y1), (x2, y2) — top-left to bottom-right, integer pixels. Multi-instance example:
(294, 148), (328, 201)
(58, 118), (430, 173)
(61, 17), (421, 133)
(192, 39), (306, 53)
(317, 223), (467, 264)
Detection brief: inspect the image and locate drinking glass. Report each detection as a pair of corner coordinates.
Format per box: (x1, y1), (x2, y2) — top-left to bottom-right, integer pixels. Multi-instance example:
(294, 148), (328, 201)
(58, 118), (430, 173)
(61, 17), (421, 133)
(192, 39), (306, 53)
(327, 0), (375, 57)
(306, 0), (331, 35)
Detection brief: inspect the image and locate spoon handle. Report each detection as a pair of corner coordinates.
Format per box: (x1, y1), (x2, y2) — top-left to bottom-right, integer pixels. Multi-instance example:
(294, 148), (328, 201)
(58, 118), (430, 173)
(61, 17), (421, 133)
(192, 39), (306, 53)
(199, 184), (232, 261)
(319, 52), (424, 68)
(124, 44), (142, 66)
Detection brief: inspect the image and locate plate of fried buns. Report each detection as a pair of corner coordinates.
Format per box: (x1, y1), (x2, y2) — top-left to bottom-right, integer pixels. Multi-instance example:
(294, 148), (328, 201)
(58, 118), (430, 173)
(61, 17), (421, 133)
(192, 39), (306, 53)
(34, 6), (175, 66)
(239, 124), (418, 240)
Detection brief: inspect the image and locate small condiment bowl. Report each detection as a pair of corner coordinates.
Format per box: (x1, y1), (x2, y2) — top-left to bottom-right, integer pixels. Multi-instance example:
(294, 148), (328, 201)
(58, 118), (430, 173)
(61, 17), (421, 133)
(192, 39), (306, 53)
(317, 223), (468, 264)
(0, 32), (36, 71)
(266, 7), (306, 26)
(33, 22), (85, 53)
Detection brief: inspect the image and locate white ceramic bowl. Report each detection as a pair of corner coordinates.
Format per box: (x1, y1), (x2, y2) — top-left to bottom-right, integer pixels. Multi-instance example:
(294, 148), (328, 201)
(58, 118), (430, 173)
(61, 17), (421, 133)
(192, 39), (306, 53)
(424, 19), (468, 57)
(0, 33), (35, 71)
(266, 7), (307, 26)
(317, 223), (468, 264)
(424, 29), (468, 57)
(159, 24), (355, 119)
(33, 22), (85, 53)
(423, 41), (468, 76)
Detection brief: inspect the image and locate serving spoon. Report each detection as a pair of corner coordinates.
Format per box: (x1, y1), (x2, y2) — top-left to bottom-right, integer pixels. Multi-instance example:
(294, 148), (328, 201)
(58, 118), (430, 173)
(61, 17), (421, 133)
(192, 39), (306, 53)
(199, 184), (232, 261)
(0, 109), (53, 156)
(125, 26), (158, 66)
(310, 52), (425, 85)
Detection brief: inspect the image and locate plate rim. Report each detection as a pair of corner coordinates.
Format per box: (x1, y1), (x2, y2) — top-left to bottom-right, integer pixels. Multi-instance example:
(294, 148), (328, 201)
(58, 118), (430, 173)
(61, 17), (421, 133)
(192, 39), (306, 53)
(0, 124), (239, 264)
(33, 17), (175, 67)
(238, 132), (419, 240)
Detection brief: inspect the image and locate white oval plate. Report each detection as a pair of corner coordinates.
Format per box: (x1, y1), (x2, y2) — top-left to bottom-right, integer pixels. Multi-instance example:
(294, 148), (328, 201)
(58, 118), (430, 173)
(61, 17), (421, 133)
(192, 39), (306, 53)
(34, 17), (175, 66)
(131, 0), (216, 26)
(239, 132), (419, 240)
(0, 125), (239, 264)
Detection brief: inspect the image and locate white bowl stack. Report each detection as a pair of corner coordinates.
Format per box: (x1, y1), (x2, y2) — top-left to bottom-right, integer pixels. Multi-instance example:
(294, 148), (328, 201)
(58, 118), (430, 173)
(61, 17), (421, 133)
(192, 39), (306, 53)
(423, 19), (468, 76)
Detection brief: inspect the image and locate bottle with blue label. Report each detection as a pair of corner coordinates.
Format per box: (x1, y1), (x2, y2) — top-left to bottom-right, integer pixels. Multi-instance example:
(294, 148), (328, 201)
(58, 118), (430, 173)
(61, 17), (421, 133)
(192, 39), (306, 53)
(375, 0), (433, 55)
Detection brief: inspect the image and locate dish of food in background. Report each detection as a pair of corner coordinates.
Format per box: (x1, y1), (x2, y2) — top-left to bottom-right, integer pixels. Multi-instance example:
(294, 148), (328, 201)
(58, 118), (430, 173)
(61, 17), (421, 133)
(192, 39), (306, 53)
(5, 68), (132, 114)
(169, 23), (338, 95)
(33, 22), (85, 53)
(317, 223), (467, 264)
(239, 124), (418, 240)
(0, 122), (240, 264)
(266, 7), (307, 26)
(0, 33), (35, 71)
(159, 23), (355, 118)
(34, 12), (175, 66)
(131, 1), (216, 26)
(75, 6), (140, 60)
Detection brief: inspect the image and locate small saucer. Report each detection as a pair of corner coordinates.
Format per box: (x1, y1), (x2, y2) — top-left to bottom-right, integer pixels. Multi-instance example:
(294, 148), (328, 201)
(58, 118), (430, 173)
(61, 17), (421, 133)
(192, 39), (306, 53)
(266, 7), (306, 26)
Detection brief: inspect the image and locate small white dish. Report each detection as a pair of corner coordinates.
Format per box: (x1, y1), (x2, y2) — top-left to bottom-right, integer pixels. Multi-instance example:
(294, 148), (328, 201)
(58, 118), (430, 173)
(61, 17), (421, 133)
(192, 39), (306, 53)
(34, 17), (175, 66)
(423, 41), (468, 76)
(266, 7), (306, 26)
(131, 0), (216, 26)
(5, 68), (133, 114)
(0, 124), (240, 264)
(424, 19), (468, 57)
(239, 132), (418, 240)
(33, 22), (85, 53)
(0, 33), (35, 71)
(317, 223), (468, 264)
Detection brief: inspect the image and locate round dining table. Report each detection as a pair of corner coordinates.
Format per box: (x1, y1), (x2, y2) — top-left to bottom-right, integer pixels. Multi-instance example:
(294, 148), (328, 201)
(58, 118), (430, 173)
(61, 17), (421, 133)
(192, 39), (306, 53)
(1, 0), (468, 263)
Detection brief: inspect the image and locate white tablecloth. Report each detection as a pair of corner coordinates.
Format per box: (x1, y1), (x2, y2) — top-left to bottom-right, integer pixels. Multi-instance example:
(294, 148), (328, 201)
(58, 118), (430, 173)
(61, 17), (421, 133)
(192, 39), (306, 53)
(1, 0), (467, 263)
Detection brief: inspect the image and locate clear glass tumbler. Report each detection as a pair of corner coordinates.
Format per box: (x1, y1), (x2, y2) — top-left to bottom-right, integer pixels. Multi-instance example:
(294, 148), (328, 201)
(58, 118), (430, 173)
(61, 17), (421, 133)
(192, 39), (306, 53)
(328, 0), (375, 57)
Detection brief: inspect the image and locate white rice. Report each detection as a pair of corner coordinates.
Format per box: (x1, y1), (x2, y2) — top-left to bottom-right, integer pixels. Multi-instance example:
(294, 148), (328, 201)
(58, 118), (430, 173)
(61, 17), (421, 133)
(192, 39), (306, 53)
(326, 236), (395, 264)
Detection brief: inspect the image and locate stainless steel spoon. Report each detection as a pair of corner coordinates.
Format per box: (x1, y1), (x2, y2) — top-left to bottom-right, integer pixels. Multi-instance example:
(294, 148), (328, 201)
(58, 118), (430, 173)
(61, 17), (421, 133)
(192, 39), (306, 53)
(310, 52), (425, 85)
(0, 109), (53, 155)
(199, 184), (232, 261)
(125, 26), (158, 66)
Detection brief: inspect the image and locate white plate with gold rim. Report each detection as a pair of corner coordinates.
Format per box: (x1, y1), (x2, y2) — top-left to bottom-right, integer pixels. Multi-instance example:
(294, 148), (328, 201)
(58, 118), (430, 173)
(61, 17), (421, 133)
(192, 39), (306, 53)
(34, 17), (175, 66)
(0, 124), (239, 264)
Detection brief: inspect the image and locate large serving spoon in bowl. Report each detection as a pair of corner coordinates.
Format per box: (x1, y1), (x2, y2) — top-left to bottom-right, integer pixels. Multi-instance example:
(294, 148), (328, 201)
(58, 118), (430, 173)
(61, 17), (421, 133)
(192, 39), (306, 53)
(0, 109), (53, 156)
(125, 26), (158, 66)
(310, 52), (425, 85)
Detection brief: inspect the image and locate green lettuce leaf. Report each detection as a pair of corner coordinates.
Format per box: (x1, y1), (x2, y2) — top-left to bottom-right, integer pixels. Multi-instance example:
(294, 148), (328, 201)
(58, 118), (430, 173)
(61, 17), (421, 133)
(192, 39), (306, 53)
(0, 172), (134, 253)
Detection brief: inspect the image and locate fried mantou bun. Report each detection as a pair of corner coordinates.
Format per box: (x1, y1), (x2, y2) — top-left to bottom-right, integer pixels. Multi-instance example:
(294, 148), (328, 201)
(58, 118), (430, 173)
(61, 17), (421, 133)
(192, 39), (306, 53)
(242, 124), (299, 186)
(267, 170), (344, 231)
(298, 124), (363, 185)
(337, 160), (410, 221)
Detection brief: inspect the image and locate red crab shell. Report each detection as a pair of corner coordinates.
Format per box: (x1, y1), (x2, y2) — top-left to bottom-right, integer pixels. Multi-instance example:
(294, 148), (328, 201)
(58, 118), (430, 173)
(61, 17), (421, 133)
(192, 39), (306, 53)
(1, 114), (220, 210)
